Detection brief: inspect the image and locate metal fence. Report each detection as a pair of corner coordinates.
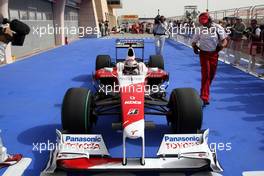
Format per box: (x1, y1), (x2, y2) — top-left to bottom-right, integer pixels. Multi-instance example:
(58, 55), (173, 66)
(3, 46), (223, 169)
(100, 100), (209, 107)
(209, 5), (264, 26)
(168, 5), (264, 27)
(168, 5), (264, 78)
(170, 32), (264, 78)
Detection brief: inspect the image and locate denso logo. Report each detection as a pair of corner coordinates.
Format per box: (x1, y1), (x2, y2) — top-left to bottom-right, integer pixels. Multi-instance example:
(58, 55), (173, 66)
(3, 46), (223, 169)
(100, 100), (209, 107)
(65, 136), (101, 143)
(124, 101), (142, 105)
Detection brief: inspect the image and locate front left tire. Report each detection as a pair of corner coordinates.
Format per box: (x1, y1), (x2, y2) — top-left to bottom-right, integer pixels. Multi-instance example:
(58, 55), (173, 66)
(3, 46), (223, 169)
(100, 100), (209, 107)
(96, 55), (111, 71)
(61, 88), (94, 134)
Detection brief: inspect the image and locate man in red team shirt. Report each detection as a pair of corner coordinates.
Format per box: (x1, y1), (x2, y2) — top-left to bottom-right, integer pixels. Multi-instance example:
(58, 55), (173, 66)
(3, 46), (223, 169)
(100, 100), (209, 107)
(192, 12), (228, 106)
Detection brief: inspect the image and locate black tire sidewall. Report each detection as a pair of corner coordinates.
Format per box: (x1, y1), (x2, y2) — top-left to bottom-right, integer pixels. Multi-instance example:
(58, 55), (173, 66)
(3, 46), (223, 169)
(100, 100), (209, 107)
(149, 55), (164, 70)
(168, 88), (203, 134)
(61, 88), (93, 134)
(96, 55), (111, 70)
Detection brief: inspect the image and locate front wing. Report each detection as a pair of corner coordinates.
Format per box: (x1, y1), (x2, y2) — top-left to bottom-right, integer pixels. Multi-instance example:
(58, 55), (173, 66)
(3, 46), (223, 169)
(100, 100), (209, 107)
(42, 130), (223, 173)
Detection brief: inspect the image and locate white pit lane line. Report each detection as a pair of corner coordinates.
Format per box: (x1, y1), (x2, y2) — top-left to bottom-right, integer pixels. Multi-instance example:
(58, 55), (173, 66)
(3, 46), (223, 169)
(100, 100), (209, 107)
(243, 171), (264, 176)
(2, 158), (32, 176)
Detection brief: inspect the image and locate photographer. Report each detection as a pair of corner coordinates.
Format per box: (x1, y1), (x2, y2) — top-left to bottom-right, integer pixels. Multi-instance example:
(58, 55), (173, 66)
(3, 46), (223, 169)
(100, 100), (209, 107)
(192, 12), (228, 106)
(0, 20), (13, 64)
(0, 18), (30, 64)
(153, 15), (168, 56)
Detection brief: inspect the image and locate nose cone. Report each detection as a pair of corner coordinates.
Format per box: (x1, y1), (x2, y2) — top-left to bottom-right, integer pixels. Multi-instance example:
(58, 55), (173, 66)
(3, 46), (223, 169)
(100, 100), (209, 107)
(124, 120), (144, 139)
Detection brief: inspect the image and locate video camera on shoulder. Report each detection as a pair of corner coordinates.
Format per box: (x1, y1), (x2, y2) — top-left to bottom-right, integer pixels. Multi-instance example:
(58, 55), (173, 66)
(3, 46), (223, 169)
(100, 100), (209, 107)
(154, 15), (161, 25)
(0, 18), (30, 46)
(154, 10), (166, 25)
(154, 9), (163, 24)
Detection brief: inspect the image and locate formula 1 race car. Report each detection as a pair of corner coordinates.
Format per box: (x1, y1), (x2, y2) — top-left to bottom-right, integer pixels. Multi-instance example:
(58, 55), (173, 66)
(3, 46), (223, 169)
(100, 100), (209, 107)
(43, 39), (223, 174)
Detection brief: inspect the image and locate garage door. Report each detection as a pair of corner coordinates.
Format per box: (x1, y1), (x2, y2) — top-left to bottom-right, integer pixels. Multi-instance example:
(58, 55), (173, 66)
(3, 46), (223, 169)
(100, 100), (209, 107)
(64, 6), (79, 42)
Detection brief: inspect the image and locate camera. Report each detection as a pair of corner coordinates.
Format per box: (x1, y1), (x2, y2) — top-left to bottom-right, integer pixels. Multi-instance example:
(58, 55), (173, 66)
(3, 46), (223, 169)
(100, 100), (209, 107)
(242, 27), (252, 38)
(154, 15), (161, 24)
(154, 9), (166, 25)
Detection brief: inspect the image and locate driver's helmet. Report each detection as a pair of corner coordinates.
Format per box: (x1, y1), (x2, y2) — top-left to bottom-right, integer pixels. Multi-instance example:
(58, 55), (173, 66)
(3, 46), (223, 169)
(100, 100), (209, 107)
(124, 47), (139, 75)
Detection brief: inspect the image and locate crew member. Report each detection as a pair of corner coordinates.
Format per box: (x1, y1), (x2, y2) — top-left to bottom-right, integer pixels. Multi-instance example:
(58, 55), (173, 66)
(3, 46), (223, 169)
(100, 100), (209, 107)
(153, 16), (168, 56)
(192, 12), (228, 106)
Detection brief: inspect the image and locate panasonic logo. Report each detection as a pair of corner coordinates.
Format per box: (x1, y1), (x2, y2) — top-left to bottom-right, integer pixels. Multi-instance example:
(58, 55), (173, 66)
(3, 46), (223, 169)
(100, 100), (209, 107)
(125, 101), (142, 105)
(164, 136), (200, 142)
(65, 136), (101, 142)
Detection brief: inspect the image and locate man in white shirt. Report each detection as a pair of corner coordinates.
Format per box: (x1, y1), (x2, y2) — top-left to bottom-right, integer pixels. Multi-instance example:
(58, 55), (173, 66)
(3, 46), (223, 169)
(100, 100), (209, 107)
(153, 16), (168, 56)
(192, 12), (228, 106)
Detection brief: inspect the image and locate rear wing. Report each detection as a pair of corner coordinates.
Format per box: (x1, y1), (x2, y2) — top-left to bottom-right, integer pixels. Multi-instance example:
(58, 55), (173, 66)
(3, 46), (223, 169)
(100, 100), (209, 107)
(115, 39), (145, 62)
(115, 39), (144, 48)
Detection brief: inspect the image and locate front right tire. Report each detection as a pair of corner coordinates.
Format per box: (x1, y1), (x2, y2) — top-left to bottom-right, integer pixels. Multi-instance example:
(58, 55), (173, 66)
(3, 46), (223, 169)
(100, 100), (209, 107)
(168, 88), (203, 134)
(148, 55), (164, 69)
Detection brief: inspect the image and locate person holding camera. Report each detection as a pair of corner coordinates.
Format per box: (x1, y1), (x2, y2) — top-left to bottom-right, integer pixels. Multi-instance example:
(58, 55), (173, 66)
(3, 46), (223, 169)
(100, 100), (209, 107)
(0, 21), (13, 64)
(153, 15), (168, 56)
(192, 12), (228, 106)
(0, 18), (30, 64)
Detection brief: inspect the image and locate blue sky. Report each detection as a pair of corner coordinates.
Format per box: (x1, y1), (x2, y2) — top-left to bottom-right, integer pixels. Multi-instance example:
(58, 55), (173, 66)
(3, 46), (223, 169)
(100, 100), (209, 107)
(116, 0), (264, 17)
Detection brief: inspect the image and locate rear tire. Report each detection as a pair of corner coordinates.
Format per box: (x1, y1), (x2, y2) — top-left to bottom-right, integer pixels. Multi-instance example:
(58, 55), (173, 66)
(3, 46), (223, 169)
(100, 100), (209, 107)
(96, 55), (111, 71)
(148, 55), (165, 91)
(61, 88), (94, 134)
(168, 88), (203, 134)
(148, 55), (164, 70)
